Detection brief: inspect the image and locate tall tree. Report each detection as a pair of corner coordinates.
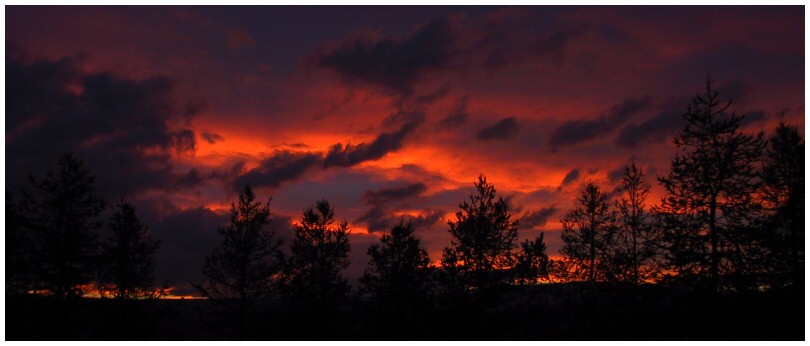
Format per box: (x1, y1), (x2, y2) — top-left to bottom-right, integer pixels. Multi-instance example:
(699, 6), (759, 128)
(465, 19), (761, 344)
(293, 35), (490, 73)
(761, 121), (804, 288)
(281, 199), (351, 310)
(360, 220), (431, 315)
(560, 182), (617, 283)
(6, 192), (35, 295)
(97, 200), (160, 299)
(514, 232), (550, 285)
(197, 185), (283, 338)
(614, 161), (661, 285)
(25, 154), (106, 298)
(658, 78), (765, 292)
(442, 175), (519, 290)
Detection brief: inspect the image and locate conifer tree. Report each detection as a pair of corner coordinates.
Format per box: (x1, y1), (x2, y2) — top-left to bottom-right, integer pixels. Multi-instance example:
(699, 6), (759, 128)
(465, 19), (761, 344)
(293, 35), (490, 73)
(560, 182), (616, 283)
(281, 199), (351, 310)
(25, 154), (106, 298)
(98, 200), (160, 299)
(361, 220), (431, 314)
(614, 161), (661, 285)
(514, 232), (550, 285)
(658, 79), (765, 292)
(761, 121), (804, 288)
(6, 192), (34, 295)
(442, 175), (519, 290)
(198, 185), (282, 338)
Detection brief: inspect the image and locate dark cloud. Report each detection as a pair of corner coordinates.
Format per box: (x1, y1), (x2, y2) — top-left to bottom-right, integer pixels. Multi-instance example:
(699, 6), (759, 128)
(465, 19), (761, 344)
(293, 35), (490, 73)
(234, 151), (322, 190)
(174, 168), (204, 189)
(614, 98), (687, 149)
(357, 205), (444, 233)
(548, 96), (651, 148)
(740, 110), (769, 127)
(557, 168), (581, 191)
(311, 17), (454, 97)
(324, 119), (421, 168)
(414, 83), (451, 105)
(182, 98), (208, 118)
(476, 116), (520, 140)
(234, 117), (423, 190)
(437, 95), (469, 131)
(311, 13), (584, 100)
(409, 208), (445, 230)
(5, 50), (200, 198)
(481, 28), (580, 68)
(356, 180), (440, 233)
(356, 205), (392, 233)
(361, 182), (427, 205)
(608, 165), (627, 183)
(201, 132), (224, 144)
(171, 129), (197, 153)
(519, 206), (559, 230)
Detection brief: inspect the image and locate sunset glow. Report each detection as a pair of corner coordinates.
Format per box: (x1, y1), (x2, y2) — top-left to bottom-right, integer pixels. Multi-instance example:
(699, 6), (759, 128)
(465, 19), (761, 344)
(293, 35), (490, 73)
(6, 5), (804, 299)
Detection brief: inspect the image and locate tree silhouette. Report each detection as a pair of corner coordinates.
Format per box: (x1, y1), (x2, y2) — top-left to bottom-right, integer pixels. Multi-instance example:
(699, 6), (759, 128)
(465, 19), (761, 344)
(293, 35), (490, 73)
(24, 154), (106, 298)
(614, 161), (661, 285)
(761, 121), (804, 288)
(97, 200), (160, 299)
(436, 247), (466, 304)
(514, 232), (550, 285)
(360, 220), (431, 314)
(280, 199), (351, 312)
(197, 185), (283, 338)
(442, 175), (519, 290)
(6, 192), (35, 295)
(658, 78), (765, 292)
(560, 182), (617, 283)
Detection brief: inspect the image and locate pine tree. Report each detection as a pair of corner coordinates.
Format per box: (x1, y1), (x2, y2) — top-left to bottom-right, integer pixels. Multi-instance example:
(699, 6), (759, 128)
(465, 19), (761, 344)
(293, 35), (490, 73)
(514, 232), (550, 285)
(98, 200), (160, 299)
(436, 247), (466, 303)
(197, 185), (282, 338)
(361, 220), (431, 316)
(614, 161), (661, 285)
(281, 199), (351, 311)
(442, 175), (519, 290)
(25, 154), (106, 298)
(560, 182), (617, 283)
(6, 192), (35, 295)
(658, 78), (765, 292)
(761, 121), (804, 288)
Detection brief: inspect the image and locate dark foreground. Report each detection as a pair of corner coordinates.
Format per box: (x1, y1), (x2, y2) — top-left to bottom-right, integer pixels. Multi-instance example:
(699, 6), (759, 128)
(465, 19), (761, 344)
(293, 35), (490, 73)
(6, 284), (804, 340)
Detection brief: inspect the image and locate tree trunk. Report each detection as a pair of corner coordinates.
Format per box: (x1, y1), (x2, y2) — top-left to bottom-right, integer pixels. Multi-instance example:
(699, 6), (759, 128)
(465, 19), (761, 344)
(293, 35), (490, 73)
(589, 226), (596, 284)
(709, 195), (719, 294)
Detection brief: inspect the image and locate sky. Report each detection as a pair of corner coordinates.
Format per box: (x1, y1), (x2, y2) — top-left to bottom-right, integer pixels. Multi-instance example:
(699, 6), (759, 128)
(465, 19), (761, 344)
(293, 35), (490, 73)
(5, 5), (805, 295)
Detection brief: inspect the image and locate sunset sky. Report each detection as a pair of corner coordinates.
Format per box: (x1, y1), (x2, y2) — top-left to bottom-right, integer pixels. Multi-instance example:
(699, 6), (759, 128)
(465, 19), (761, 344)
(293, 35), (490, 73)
(6, 6), (804, 295)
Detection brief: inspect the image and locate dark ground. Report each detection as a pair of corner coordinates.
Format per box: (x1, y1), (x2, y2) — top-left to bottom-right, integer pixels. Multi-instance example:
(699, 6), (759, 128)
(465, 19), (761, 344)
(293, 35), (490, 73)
(6, 284), (805, 340)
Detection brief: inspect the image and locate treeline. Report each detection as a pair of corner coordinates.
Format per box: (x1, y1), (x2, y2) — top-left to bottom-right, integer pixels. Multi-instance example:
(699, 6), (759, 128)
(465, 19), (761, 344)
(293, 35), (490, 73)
(5, 79), (804, 339)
